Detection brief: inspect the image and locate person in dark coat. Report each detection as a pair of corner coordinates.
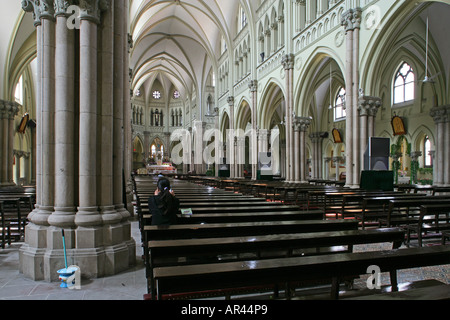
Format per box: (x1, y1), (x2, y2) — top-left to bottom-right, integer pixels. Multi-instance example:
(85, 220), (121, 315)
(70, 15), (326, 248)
(148, 177), (180, 225)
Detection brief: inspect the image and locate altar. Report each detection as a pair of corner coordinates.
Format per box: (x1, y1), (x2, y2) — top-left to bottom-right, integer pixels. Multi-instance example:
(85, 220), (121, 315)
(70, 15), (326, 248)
(146, 162), (177, 174)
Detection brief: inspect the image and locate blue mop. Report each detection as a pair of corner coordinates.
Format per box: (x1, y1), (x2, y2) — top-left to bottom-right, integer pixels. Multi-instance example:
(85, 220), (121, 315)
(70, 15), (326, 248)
(57, 229), (76, 288)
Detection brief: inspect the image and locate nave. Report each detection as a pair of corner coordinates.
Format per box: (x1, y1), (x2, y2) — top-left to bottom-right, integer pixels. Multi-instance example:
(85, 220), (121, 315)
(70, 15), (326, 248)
(133, 175), (450, 300)
(1, 175), (450, 300)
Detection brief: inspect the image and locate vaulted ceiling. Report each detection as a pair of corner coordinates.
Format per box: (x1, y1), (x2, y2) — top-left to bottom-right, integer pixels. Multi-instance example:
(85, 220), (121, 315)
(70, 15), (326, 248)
(129, 0), (256, 102)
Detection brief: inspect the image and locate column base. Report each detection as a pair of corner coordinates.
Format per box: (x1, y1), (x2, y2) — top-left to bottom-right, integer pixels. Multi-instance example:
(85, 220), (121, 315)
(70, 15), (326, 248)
(19, 222), (136, 282)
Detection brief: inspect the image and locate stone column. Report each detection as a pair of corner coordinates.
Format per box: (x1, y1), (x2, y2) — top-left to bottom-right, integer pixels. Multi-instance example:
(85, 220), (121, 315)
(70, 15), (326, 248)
(282, 54), (295, 182)
(235, 136), (244, 178)
(333, 156), (343, 181)
(341, 7), (362, 187)
(430, 105), (450, 186)
(309, 132), (326, 179)
(14, 151), (22, 184)
(76, 3), (102, 228)
(214, 107), (221, 177)
(144, 131), (150, 161)
(24, 152), (31, 185)
(249, 80), (258, 180)
(0, 101), (20, 187)
(358, 95), (381, 170)
(298, 117), (311, 183)
(342, 9), (353, 187)
(324, 157), (332, 180)
(49, 1), (76, 229)
(429, 150), (436, 184)
(293, 119), (300, 182)
(20, 0), (135, 282)
(227, 96), (235, 177)
(410, 151), (422, 184)
(352, 9), (362, 186)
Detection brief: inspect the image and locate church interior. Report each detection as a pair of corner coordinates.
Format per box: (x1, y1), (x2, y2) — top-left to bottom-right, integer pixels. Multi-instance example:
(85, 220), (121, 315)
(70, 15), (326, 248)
(0, 0), (449, 301)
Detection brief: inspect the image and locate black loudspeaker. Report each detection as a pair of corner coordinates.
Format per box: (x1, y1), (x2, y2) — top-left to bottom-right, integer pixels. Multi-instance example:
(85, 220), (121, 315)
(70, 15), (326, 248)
(360, 170), (394, 191)
(218, 157), (230, 177)
(364, 137), (390, 171)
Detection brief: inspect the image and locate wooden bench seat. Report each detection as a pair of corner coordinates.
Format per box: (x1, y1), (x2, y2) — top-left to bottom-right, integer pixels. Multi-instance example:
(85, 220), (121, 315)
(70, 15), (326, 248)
(0, 197), (28, 240)
(442, 230), (450, 245)
(406, 204), (450, 246)
(153, 245), (450, 300)
(0, 202), (12, 249)
(143, 219), (359, 241)
(381, 197), (450, 228)
(339, 193), (420, 217)
(354, 194), (428, 229)
(145, 228), (405, 297)
(175, 210), (324, 224)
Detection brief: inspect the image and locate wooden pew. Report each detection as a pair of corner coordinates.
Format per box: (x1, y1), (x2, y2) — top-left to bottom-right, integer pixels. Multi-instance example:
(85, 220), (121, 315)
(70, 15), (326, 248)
(142, 219), (359, 288)
(442, 230), (450, 245)
(0, 197), (27, 240)
(146, 227), (405, 299)
(381, 196), (450, 229)
(353, 194), (428, 229)
(0, 202), (12, 249)
(143, 219), (359, 241)
(175, 210), (324, 224)
(406, 204), (450, 246)
(153, 245), (450, 300)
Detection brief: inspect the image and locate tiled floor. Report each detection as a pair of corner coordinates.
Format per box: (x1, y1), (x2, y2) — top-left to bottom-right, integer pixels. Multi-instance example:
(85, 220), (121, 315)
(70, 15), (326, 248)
(1, 220), (449, 300)
(0, 220), (147, 300)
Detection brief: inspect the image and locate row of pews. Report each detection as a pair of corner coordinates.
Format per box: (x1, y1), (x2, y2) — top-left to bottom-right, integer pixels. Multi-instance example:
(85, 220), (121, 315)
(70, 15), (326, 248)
(0, 188), (35, 249)
(132, 174), (450, 300)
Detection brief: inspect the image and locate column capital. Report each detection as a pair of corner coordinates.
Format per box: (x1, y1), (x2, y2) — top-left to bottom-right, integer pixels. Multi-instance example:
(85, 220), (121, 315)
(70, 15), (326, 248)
(281, 53), (295, 70)
(54, 0), (73, 17)
(358, 95), (382, 116)
(309, 131), (328, 142)
(410, 151), (422, 161)
(79, 0), (109, 24)
(227, 96), (234, 106)
(341, 8), (362, 32)
(248, 80), (258, 92)
(294, 116), (311, 132)
(430, 105), (450, 124)
(22, 0), (55, 26)
(332, 156), (343, 163)
(0, 100), (20, 120)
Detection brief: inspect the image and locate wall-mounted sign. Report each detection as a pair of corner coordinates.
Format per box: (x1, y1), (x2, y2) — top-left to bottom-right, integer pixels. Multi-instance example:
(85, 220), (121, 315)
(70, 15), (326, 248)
(332, 128), (343, 143)
(391, 115), (406, 136)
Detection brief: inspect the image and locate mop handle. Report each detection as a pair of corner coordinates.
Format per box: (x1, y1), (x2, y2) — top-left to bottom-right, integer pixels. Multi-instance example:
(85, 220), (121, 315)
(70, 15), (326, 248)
(62, 229), (68, 269)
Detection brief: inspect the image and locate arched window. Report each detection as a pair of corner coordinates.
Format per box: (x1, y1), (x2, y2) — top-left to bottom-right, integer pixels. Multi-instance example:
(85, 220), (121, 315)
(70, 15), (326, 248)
(15, 75), (23, 104)
(424, 136), (432, 167)
(334, 87), (346, 121)
(239, 6), (247, 31)
(393, 62), (415, 104)
(151, 145), (156, 156)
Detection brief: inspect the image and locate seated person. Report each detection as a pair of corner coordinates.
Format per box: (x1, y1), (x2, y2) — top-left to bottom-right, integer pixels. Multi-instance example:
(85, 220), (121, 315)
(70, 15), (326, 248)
(148, 177), (180, 225)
